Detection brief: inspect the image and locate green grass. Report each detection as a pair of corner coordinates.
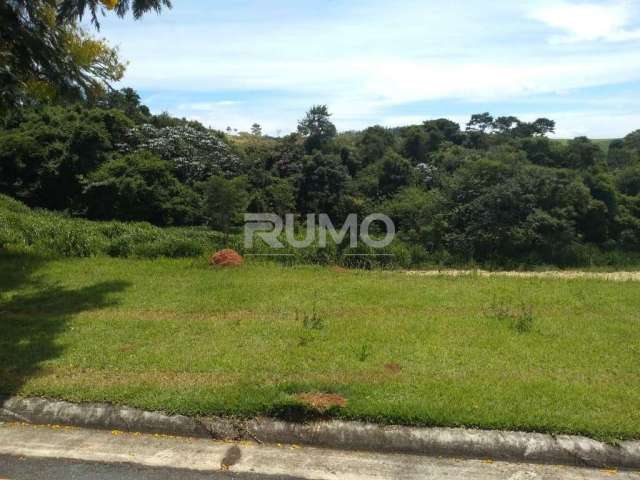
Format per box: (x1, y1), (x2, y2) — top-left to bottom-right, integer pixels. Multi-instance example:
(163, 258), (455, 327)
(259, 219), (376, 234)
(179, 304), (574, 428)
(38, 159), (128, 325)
(1, 252), (639, 441)
(554, 138), (616, 153)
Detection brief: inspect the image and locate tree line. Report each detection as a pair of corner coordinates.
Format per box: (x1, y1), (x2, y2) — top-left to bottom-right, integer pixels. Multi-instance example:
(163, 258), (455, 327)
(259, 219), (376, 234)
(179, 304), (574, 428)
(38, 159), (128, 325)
(2, 93), (640, 266)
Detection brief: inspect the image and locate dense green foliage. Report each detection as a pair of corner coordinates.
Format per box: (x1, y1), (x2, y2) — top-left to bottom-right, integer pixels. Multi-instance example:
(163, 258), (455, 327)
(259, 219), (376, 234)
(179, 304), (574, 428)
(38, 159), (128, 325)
(202, 175), (249, 239)
(2, 94), (640, 267)
(0, 194), (417, 267)
(1, 0), (168, 110)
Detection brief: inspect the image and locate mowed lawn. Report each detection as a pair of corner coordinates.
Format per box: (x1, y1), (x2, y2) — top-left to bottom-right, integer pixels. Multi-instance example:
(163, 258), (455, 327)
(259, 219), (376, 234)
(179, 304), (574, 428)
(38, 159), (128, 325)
(1, 253), (639, 441)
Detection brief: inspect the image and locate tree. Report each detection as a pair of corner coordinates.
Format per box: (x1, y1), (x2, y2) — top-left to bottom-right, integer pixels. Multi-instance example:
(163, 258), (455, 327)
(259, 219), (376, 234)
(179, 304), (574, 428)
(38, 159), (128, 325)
(97, 87), (151, 122)
(530, 118), (555, 136)
(0, 105), (132, 210)
(202, 175), (249, 241)
(423, 118), (464, 145)
(265, 178), (295, 216)
(466, 112), (494, 132)
(443, 160), (591, 264)
(250, 123), (262, 137)
(617, 165), (640, 196)
(401, 123), (453, 163)
(493, 116), (520, 134)
(430, 144), (482, 173)
(518, 136), (564, 167)
(1, 0), (170, 112)
(402, 126), (430, 164)
(358, 125), (394, 166)
(465, 113), (554, 139)
(378, 151), (414, 197)
(123, 124), (241, 184)
(565, 137), (605, 170)
(1, 2), (124, 110)
(274, 133), (305, 176)
(4, 96), (640, 266)
(381, 187), (443, 247)
(510, 118), (554, 137)
(58, 0), (172, 26)
(580, 172), (617, 243)
(297, 153), (349, 218)
(84, 151), (200, 225)
(608, 139), (638, 169)
(297, 105), (337, 153)
(623, 130), (640, 153)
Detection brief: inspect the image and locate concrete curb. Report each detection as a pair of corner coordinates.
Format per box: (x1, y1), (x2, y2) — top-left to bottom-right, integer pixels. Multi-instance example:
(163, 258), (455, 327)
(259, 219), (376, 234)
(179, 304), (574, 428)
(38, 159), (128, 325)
(2, 395), (639, 469)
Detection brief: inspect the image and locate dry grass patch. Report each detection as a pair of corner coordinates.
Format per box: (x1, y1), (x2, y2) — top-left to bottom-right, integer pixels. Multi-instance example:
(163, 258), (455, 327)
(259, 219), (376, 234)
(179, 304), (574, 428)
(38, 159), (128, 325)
(406, 269), (640, 281)
(296, 393), (348, 412)
(384, 362), (402, 373)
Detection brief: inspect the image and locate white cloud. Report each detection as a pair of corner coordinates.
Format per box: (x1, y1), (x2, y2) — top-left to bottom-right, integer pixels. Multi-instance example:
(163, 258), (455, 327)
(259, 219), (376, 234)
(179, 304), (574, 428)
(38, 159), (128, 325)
(530, 2), (640, 43)
(91, 0), (640, 137)
(538, 111), (640, 138)
(177, 101), (243, 111)
(126, 51), (640, 107)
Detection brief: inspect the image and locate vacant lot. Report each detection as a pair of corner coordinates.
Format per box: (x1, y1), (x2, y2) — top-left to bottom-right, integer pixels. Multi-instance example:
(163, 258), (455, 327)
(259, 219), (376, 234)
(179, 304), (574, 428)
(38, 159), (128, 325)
(1, 253), (639, 441)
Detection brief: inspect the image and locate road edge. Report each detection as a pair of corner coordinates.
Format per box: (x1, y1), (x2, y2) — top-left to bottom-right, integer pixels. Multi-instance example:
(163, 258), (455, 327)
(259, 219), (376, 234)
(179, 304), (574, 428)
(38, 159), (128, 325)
(1, 395), (639, 469)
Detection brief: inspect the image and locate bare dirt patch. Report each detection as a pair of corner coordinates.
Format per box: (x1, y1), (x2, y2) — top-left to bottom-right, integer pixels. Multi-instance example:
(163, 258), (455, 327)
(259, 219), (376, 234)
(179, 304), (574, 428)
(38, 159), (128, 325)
(296, 393), (347, 412)
(384, 362), (402, 373)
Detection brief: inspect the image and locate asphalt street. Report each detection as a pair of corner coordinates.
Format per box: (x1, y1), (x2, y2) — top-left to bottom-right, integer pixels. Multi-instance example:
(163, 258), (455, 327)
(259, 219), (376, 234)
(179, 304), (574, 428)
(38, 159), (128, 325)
(0, 455), (299, 480)
(1, 423), (638, 480)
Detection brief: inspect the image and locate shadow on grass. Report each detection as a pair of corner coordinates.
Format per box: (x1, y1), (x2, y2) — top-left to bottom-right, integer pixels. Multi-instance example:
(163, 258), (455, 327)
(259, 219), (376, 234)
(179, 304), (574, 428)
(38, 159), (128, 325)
(0, 251), (130, 395)
(266, 402), (336, 423)
(267, 391), (348, 423)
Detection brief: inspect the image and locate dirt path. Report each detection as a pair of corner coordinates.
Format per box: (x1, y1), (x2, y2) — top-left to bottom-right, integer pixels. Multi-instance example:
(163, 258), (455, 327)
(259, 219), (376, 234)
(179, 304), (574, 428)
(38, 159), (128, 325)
(405, 269), (640, 281)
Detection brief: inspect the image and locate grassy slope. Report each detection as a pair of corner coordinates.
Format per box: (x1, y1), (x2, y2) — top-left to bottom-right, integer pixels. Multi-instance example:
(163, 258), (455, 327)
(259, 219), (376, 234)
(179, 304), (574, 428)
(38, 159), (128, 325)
(1, 253), (639, 440)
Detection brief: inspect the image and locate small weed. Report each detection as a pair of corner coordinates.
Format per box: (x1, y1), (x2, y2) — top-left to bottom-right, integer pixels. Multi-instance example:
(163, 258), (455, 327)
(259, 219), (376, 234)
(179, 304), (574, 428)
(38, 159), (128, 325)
(486, 296), (536, 334)
(295, 301), (326, 347)
(303, 310), (324, 330)
(486, 294), (512, 321)
(357, 343), (371, 362)
(299, 298), (325, 331)
(514, 305), (534, 333)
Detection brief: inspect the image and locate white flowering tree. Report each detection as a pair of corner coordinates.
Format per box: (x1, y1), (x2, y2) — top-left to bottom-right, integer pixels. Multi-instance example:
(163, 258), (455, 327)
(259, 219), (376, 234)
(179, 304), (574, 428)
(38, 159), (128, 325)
(122, 124), (242, 184)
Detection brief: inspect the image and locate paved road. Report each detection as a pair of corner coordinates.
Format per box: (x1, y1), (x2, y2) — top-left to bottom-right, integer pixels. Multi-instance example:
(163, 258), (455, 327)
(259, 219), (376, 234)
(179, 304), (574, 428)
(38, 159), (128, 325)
(0, 455), (297, 480)
(0, 423), (638, 480)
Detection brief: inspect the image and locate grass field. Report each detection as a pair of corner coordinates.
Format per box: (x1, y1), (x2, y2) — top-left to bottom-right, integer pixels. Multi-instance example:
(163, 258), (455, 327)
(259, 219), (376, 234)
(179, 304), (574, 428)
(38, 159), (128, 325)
(554, 138), (616, 153)
(1, 252), (639, 441)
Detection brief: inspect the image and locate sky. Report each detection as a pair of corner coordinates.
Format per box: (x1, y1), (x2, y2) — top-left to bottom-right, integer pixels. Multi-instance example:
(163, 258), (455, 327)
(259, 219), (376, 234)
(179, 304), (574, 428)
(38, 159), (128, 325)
(88, 0), (640, 138)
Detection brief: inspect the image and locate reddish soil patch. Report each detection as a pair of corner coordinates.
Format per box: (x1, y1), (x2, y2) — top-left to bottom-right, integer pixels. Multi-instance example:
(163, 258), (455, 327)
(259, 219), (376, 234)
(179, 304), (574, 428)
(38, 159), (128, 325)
(296, 392), (347, 411)
(209, 249), (244, 267)
(384, 362), (402, 373)
(118, 343), (137, 353)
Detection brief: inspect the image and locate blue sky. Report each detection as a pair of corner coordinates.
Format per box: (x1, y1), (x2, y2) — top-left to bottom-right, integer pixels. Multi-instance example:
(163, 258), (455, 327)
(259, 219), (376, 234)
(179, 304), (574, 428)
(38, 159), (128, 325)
(89, 0), (640, 137)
